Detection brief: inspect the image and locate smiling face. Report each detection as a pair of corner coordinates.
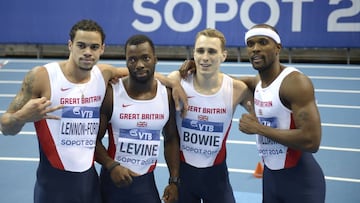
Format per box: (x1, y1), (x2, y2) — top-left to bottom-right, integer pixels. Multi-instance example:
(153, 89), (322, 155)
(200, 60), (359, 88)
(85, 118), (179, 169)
(193, 35), (227, 76)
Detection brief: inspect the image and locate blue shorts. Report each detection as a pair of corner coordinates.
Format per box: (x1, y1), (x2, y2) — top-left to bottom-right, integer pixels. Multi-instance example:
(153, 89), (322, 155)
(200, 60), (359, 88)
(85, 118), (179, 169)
(34, 151), (101, 203)
(178, 161), (235, 203)
(263, 152), (326, 203)
(100, 167), (161, 203)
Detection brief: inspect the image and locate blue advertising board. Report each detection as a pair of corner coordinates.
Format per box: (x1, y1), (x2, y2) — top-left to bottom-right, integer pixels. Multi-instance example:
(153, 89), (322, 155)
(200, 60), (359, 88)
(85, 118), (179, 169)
(1, 0), (359, 47)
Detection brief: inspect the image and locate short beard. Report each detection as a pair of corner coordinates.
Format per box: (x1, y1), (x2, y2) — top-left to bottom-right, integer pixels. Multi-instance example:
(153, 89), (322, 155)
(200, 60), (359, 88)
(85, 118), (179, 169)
(79, 66), (93, 71)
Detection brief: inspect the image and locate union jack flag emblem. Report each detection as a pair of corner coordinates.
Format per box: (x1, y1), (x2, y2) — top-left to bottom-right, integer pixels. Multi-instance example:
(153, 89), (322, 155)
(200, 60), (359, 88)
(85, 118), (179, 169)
(198, 115), (208, 121)
(137, 121), (147, 127)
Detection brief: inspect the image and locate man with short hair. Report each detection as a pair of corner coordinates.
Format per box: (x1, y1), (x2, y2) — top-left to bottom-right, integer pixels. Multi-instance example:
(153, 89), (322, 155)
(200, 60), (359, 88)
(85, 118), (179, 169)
(239, 24), (326, 203)
(95, 34), (180, 203)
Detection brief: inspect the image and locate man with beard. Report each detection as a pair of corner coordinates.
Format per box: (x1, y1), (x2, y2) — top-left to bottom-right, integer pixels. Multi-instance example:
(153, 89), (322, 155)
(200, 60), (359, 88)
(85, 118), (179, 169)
(238, 24), (325, 203)
(95, 34), (180, 203)
(168, 28), (252, 203)
(0, 20), (185, 203)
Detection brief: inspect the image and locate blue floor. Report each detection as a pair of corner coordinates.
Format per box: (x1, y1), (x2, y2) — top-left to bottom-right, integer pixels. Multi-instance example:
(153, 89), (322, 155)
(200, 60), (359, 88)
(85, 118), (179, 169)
(0, 59), (359, 203)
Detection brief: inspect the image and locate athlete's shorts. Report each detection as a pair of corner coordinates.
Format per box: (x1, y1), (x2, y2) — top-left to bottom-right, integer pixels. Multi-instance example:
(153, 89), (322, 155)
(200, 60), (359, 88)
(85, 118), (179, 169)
(100, 167), (161, 203)
(34, 156), (101, 203)
(178, 161), (235, 203)
(263, 152), (326, 203)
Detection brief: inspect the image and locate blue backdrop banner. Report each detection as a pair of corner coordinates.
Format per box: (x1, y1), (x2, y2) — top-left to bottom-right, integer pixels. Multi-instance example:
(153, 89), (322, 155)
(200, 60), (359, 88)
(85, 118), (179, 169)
(1, 0), (359, 47)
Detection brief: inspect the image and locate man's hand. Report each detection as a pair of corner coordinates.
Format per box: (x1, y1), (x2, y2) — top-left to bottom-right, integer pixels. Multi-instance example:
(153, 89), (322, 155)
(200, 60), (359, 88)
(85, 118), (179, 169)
(109, 76), (120, 85)
(18, 97), (63, 122)
(178, 60), (196, 79)
(109, 164), (140, 188)
(171, 83), (188, 117)
(1, 97), (63, 135)
(154, 72), (188, 115)
(162, 184), (178, 203)
(239, 101), (260, 135)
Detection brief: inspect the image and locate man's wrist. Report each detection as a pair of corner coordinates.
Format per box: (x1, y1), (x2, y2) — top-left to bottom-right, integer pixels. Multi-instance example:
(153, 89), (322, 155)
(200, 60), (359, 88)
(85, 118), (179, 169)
(107, 161), (120, 173)
(168, 177), (180, 186)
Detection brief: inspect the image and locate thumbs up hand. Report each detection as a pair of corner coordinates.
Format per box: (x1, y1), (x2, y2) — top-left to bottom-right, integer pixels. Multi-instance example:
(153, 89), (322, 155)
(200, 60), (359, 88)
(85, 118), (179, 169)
(239, 101), (260, 135)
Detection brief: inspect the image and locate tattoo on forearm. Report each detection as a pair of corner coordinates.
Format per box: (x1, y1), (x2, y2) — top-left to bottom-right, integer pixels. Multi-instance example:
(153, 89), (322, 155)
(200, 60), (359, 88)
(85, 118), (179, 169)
(8, 70), (35, 112)
(23, 70), (35, 97)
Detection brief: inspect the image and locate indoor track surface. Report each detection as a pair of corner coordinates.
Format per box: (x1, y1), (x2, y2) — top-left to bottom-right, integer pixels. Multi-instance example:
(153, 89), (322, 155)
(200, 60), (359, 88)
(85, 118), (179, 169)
(0, 59), (359, 203)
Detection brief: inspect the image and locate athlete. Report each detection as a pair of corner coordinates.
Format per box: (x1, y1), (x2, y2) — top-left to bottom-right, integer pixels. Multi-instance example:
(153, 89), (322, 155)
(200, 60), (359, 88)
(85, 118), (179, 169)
(238, 24), (326, 202)
(95, 34), (179, 203)
(167, 28), (252, 203)
(0, 20), (185, 203)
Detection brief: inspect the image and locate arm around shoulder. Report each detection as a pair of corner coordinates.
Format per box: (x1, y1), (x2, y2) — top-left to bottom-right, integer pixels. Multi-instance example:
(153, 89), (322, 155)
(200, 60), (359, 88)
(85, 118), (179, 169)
(98, 64), (129, 83)
(238, 75), (259, 92)
(233, 79), (254, 112)
(157, 71), (188, 113)
(166, 70), (181, 81)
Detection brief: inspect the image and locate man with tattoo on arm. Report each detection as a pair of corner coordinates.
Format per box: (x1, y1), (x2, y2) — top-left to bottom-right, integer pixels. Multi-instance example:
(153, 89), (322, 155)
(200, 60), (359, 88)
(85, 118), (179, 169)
(0, 19), (186, 203)
(239, 24), (325, 203)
